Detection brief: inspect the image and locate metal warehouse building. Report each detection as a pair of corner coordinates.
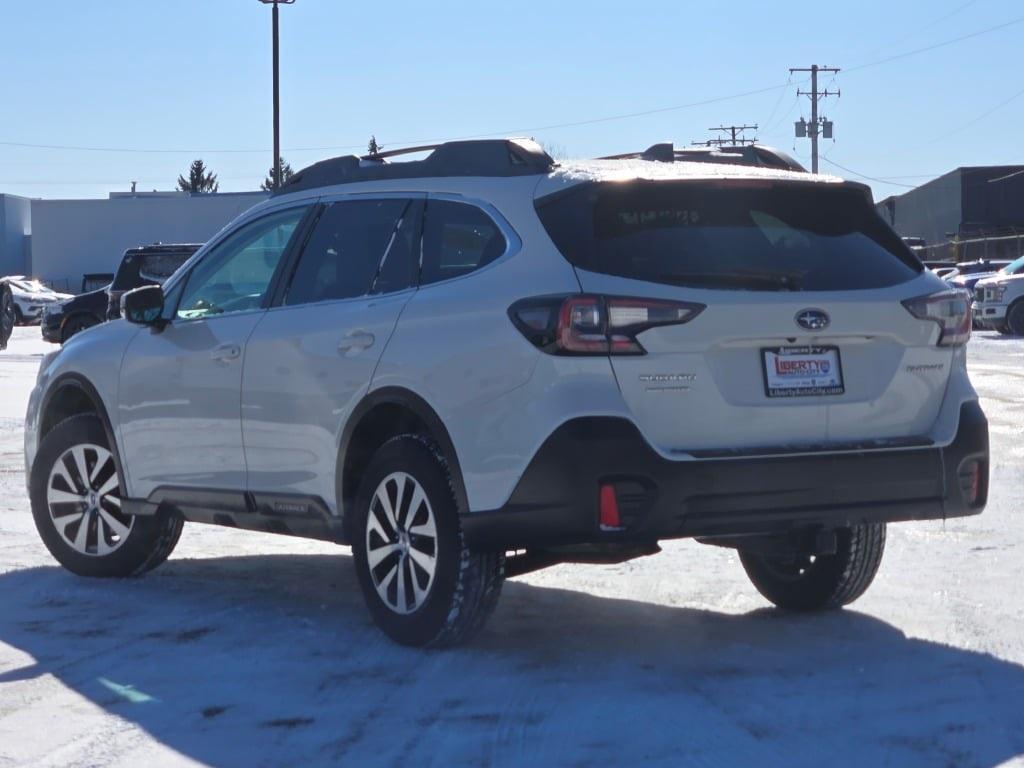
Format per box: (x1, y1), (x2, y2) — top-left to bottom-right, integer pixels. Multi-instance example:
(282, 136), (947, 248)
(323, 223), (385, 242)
(0, 190), (266, 292)
(877, 165), (1024, 248)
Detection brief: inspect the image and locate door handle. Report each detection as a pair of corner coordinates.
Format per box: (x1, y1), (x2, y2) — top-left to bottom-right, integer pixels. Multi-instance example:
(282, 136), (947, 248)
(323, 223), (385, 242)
(211, 343), (241, 362)
(338, 331), (375, 354)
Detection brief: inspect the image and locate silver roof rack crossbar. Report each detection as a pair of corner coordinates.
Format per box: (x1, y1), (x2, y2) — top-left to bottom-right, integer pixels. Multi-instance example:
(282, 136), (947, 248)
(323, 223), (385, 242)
(599, 142), (807, 173)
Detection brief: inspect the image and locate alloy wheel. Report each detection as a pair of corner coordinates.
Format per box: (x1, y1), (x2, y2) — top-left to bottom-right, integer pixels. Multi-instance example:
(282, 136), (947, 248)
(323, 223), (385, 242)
(46, 443), (133, 556)
(365, 471), (439, 615)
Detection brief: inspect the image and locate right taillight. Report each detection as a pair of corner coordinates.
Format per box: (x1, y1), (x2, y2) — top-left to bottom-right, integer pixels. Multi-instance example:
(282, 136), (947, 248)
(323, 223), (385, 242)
(902, 290), (971, 347)
(509, 294), (705, 355)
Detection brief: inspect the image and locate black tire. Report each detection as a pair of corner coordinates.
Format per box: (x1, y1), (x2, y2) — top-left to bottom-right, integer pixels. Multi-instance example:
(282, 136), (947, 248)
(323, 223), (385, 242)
(62, 314), (99, 343)
(30, 414), (183, 578)
(739, 524), (886, 611)
(1007, 301), (1024, 337)
(352, 435), (504, 647)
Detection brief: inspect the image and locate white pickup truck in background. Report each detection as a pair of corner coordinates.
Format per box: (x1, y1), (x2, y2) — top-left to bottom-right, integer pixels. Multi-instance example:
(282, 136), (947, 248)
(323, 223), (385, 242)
(973, 255), (1024, 335)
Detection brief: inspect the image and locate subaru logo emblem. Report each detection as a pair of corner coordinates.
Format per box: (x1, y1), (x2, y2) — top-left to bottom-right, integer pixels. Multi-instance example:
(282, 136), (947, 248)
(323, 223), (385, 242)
(795, 309), (830, 331)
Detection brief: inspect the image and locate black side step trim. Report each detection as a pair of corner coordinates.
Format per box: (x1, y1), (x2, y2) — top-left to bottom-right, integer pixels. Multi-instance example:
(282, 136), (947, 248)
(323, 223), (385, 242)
(123, 486), (346, 544)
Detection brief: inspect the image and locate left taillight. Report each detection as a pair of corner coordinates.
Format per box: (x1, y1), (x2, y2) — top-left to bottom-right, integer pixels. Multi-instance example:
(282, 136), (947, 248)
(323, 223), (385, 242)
(508, 294), (705, 355)
(901, 290), (971, 347)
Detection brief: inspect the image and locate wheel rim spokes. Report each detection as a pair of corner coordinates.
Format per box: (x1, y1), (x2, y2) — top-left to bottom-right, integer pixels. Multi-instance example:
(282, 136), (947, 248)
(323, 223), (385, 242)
(366, 472), (438, 615)
(47, 443), (133, 557)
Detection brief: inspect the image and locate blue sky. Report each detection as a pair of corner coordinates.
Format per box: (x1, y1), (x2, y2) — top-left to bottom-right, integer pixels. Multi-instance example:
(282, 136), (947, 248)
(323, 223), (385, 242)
(1, 0), (1021, 201)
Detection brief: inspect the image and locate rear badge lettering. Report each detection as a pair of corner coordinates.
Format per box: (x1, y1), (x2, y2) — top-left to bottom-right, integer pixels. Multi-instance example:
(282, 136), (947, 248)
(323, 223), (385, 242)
(640, 373), (696, 392)
(906, 363), (945, 373)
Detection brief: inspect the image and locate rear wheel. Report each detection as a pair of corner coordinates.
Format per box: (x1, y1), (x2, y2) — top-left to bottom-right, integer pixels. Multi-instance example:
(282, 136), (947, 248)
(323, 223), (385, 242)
(352, 435), (504, 647)
(30, 414), (183, 577)
(739, 524), (886, 611)
(1007, 301), (1024, 337)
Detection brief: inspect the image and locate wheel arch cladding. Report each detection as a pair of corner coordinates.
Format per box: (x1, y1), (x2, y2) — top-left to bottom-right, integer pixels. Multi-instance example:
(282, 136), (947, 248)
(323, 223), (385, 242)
(38, 375), (126, 493)
(338, 387), (469, 528)
(40, 375), (109, 439)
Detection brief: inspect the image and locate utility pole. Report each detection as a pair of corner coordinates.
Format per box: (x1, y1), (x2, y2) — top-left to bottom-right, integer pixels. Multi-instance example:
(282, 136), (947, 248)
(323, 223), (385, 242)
(790, 64), (840, 173)
(708, 124), (758, 146)
(259, 0), (296, 189)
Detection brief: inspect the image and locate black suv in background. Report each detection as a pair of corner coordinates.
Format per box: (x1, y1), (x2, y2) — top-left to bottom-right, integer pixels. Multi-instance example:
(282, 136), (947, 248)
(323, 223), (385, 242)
(106, 243), (201, 319)
(41, 285), (109, 344)
(42, 243), (201, 344)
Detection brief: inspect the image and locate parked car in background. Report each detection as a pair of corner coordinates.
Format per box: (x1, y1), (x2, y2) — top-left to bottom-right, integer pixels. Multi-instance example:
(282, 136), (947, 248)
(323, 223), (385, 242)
(953, 259), (1012, 277)
(973, 255), (1024, 335)
(4, 277), (72, 325)
(106, 244), (202, 320)
(0, 279), (13, 350)
(41, 285), (109, 344)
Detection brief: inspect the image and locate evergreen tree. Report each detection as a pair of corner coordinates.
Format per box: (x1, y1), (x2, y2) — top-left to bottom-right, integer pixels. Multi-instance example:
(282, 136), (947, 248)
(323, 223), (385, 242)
(177, 159), (219, 193)
(260, 157), (295, 191)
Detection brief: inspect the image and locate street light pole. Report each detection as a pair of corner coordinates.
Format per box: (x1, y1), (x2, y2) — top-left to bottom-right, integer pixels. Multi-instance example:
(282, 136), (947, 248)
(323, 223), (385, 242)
(259, 0), (295, 189)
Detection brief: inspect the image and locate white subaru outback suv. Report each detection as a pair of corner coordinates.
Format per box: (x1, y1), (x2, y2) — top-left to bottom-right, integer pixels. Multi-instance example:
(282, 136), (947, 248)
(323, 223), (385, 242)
(24, 139), (988, 647)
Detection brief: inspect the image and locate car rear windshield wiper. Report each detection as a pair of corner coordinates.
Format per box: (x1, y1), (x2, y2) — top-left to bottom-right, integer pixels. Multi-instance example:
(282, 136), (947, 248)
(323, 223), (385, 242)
(657, 271), (804, 291)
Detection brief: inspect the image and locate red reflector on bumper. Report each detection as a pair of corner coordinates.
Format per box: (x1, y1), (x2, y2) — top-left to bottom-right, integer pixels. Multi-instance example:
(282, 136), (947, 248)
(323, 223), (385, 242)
(599, 484), (622, 530)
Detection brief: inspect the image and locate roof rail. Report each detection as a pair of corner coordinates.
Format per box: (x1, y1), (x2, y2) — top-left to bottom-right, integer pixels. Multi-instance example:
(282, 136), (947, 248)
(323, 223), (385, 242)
(599, 142), (807, 173)
(275, 138), (555, 195)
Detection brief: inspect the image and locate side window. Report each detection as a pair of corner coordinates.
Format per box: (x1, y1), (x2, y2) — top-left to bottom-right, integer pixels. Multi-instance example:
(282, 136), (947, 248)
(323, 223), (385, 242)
(139, 252), (192, 285)
(177, 207), (307, 320)
(420, 200), (507, 286)
(286, 199), (412, 305)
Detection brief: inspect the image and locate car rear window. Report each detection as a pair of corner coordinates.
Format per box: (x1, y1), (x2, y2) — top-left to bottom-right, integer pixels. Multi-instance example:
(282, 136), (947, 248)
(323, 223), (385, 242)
(535, 180), (922, 291)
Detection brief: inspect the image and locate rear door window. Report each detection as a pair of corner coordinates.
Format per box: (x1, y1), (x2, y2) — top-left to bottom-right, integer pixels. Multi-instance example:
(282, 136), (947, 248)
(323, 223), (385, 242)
(536, 180), (921, 291)
(420, 200), (507, 285)
(138, 252), (192, 284)
(285, 199), (414, 305)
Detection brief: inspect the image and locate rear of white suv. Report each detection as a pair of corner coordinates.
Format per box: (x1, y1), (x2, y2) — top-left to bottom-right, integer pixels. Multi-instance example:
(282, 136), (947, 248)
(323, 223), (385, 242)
(23, 139), (988, 647)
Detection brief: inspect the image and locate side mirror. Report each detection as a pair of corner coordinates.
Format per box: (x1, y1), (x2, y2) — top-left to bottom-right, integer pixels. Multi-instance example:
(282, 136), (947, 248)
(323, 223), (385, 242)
(121, 285), (165, 327)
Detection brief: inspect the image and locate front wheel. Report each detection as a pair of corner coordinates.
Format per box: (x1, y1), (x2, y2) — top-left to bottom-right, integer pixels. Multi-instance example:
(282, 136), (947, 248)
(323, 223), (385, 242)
(739, 524), (886, 611)
(352, 435), (504, 647)
(1007, 301), (1024, 337)
(30, 414), (183, 577)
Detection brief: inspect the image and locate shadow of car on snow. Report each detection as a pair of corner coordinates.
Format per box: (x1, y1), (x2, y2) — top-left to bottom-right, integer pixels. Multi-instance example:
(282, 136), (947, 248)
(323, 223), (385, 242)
(1, 553), (1022, 767)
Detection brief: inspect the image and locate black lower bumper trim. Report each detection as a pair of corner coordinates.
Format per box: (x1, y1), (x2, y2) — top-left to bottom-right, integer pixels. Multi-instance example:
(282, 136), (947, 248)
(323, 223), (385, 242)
(462, 402), (989, 551)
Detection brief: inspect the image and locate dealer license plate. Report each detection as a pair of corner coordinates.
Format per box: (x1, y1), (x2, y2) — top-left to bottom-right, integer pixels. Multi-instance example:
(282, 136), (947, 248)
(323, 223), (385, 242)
(762, 346), (844, 398)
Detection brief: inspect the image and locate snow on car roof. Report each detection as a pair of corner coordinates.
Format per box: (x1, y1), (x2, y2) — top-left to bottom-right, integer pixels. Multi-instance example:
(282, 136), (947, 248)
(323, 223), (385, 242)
(535, 158), (843, 198)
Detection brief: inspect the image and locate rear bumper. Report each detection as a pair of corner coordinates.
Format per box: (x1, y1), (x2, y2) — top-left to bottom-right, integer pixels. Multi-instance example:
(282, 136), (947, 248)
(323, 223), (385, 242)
(462, 401), (989, 550)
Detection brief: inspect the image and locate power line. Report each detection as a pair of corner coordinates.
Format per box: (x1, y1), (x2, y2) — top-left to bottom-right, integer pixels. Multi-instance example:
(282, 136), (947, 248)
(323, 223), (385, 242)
(844, 14), (1024, 74)
(925, 84), (1024, 144)
(4, 14), (1022, 159)
(820, 157), (918, 187)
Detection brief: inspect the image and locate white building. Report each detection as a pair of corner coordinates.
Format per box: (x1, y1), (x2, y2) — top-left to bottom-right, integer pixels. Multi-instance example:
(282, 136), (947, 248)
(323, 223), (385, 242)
(0, 190), (267, 292)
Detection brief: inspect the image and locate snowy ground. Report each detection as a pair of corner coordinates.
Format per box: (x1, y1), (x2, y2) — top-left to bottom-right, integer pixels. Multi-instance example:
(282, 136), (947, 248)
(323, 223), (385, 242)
(0, 324), (1022, 768)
